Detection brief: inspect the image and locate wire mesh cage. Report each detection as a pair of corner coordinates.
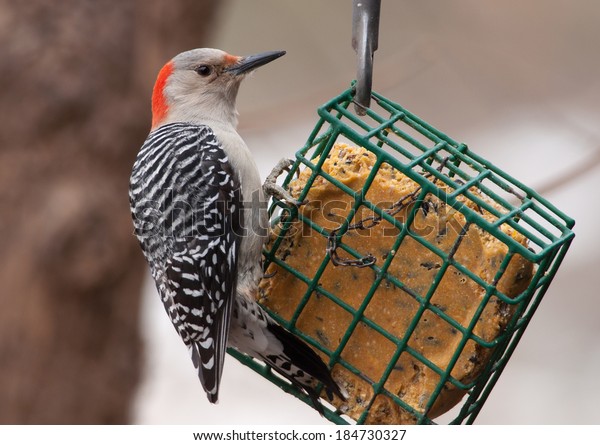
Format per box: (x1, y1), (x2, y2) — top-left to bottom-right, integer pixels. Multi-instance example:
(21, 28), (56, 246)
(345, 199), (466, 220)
(228, 87), (575, 424)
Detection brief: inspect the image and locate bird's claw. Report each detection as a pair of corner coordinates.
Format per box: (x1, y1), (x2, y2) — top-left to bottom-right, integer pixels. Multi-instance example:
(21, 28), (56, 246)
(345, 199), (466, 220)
(263, 158), (306, 207)
(263, 183), (306, 207)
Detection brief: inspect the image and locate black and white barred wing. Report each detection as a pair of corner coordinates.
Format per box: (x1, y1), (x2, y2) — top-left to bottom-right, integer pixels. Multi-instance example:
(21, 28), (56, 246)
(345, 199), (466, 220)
(131, 124), (242, 403)
(167, 129), (242, 403)
(165, 226), (240, 403)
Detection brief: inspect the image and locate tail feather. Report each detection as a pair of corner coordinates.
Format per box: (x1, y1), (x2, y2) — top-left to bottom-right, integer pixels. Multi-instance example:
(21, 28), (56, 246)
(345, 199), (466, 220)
(190, 340), (220, 404)
(264, 323), (346, 408)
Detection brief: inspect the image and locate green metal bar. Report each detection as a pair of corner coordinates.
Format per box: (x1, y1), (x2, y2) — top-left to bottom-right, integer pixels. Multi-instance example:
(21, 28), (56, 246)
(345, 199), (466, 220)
(463, 241), (573, 423)
(234, 86), (575, 425)
(227, 348), (349, 425)
(355, 187), (435, 424)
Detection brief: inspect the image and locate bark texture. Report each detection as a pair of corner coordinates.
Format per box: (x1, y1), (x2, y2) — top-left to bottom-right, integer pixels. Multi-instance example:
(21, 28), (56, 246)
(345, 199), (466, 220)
(0, 0), (222, 424)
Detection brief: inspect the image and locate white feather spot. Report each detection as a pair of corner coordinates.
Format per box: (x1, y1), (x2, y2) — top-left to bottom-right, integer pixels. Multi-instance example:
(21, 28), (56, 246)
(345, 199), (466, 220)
(182, 272), (200, 281)
(202, 355), (214, 370)
(199, 337), (213, 349)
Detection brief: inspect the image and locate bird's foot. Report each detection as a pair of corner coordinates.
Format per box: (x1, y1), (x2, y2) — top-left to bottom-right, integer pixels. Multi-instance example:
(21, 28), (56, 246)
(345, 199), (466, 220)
(263, 158), (305, 206)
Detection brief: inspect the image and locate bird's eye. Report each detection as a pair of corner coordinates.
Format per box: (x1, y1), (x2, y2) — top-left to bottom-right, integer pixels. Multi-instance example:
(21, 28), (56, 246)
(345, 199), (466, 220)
(196, 65), (212, 77)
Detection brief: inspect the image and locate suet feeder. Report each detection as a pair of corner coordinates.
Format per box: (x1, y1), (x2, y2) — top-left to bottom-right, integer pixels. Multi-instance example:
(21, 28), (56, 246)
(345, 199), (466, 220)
(229, 0), (575, 424)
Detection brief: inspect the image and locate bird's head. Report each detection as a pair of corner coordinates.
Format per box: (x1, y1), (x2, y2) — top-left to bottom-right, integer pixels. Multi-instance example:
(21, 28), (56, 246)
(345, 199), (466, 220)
(151, 48), (285, 130)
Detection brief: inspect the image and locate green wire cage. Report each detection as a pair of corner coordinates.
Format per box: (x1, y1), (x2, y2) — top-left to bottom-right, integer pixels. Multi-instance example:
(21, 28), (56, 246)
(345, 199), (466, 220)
(228, 86), (575, 424)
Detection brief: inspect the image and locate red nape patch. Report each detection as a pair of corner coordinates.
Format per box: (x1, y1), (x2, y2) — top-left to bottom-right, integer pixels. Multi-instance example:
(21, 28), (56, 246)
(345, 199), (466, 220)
(151, 61), (174, 129)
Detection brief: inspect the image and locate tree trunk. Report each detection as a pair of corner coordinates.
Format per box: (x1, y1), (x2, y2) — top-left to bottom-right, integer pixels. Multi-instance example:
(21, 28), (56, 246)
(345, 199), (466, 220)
(0, 0), (222, 424)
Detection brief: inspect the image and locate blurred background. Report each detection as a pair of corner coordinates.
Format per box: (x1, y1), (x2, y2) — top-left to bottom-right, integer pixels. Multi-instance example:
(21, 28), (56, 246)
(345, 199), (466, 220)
(1, 0), (598, 424)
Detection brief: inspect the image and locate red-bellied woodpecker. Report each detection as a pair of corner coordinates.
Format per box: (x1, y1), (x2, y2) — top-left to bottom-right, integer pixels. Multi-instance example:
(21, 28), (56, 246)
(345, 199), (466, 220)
(129, 48), (344, 409)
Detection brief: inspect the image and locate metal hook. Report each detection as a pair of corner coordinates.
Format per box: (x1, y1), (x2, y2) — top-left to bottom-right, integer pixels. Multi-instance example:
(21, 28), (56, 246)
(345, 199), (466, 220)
(352, 0), (381, 115)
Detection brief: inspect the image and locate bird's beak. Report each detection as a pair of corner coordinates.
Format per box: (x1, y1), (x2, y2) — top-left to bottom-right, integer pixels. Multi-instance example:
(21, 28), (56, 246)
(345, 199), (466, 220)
(225, 50), (286, 76)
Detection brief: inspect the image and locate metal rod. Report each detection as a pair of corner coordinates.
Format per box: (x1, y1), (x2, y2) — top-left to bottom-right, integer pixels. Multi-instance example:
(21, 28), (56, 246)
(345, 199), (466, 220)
(352, 0), (381, 115)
